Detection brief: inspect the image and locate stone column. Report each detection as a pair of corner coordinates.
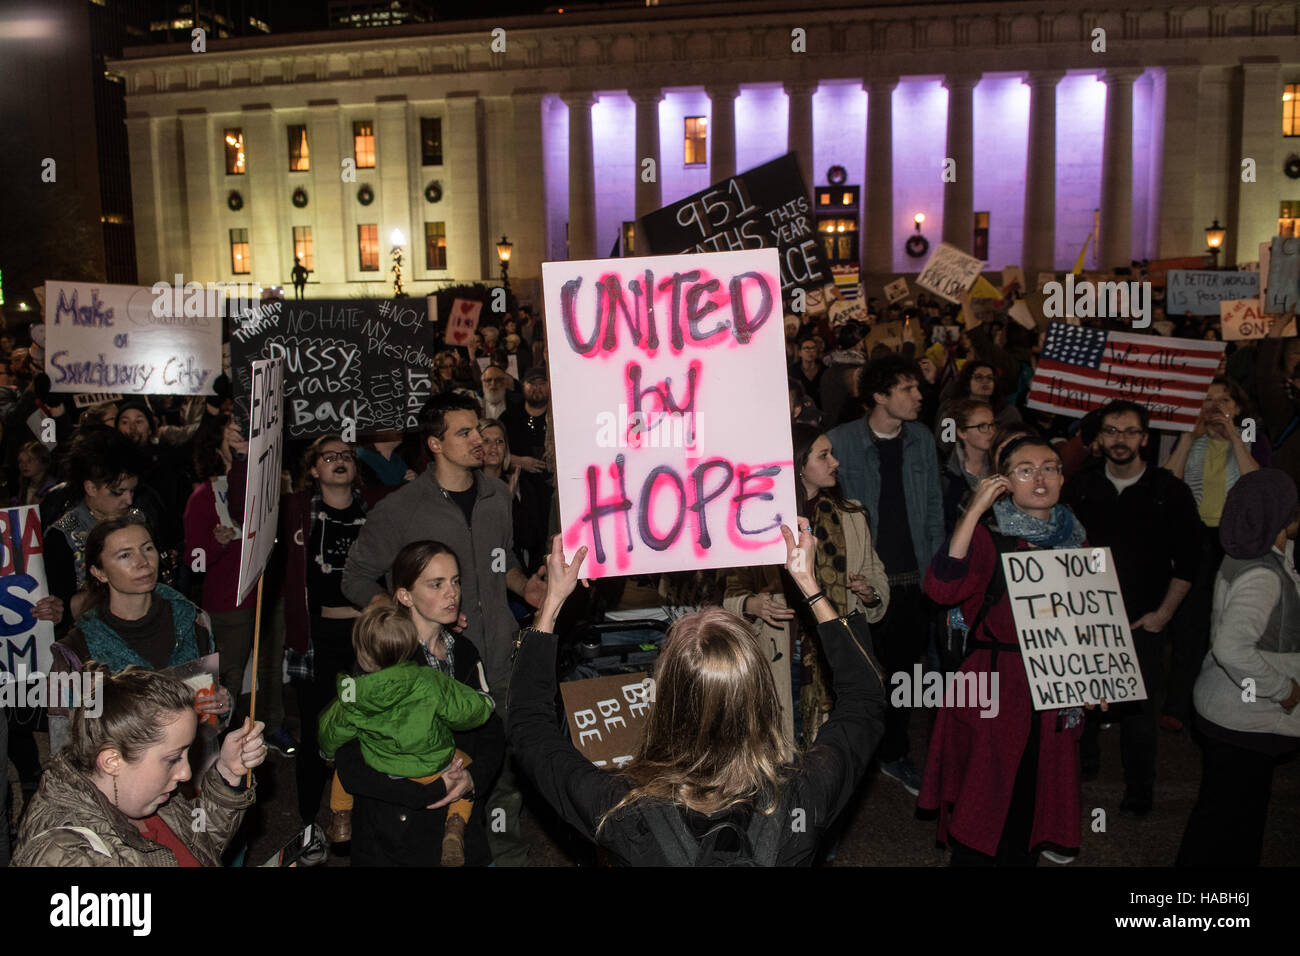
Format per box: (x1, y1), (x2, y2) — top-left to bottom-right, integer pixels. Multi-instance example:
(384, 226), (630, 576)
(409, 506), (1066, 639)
(178, 109), (219, 281)
(445, 92), (484, 279)
(1099, 68), (1141, 268)
(1154, 65), (1201, 258)
(785, 80), (816, 198)
(864, 78), (897, 274)
(1236, 61), (1282, 265)
(1021, 72), (1063, 278)
(125, 115), (163, 281)
(509, 89), (547, 282)
(307, 100), (344, 290)
(941, 74), (978, 253)
(630, 88), (663, 220)
(706, 84), (738, 181)
(563, 91), (597, 260)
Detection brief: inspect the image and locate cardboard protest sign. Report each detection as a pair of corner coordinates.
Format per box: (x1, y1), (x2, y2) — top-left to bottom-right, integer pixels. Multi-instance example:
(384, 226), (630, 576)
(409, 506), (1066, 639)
(1026, 323), (1225, 431)
(1001, 266), (1027, 298)
(915, 243), (986, 303)
(444, 298), (482, 346)
(829, 297), (868, 326)
(559, 672), (652, 769)
(1002, 547), (1146, 709)
(1007, 300), (1036, 331)
(43, 281), (222, 396)
(1264, 236), (1300, 315)
(1166, 270), (1260, 315)
(884, 277), (910, 304)
(542, 249), (796, 579)
(865, 319), (924, 354)
(236, 359), (284, 604)
(638, 153), (827, 308)
(230, 299), (434, 440)
(1220, 298), (1292, 340)
(0, 506), (56, 680)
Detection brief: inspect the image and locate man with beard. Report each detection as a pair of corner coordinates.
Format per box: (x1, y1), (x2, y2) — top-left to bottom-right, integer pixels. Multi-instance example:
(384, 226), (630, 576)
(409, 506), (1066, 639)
(500, 366), (553, 572)
(1062, 400), (1201, 817)
(478, 365), (519, 421)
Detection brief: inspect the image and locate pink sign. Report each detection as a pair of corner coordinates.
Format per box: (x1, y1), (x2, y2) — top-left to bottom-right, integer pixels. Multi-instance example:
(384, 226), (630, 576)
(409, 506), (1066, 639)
(444, 298), (481, 346)
(541, 250), (796, 579)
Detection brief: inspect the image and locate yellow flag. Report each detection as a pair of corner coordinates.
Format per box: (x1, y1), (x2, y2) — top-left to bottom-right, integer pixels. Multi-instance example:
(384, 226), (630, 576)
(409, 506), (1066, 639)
(969, 275), (1001, 299)
(1070, 232), (1093, 275)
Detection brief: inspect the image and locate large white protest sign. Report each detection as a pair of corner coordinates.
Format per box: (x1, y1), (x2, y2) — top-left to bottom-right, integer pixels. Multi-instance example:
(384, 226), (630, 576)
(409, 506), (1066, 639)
(915, 243), (986, 303)
(43, 281), (223, 396)
(0, 506), (56, 680)
(542, 249), (795, 579)
(1002, 547), (1147, 710)
(1166, 270), (1261, 316)
(1264, 236), (1300, 315)
(237, 359), (284, 604)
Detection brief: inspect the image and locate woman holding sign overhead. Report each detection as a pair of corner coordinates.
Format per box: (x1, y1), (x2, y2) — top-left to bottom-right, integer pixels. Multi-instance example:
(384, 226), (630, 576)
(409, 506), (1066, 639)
(921, 434), (1089, 866)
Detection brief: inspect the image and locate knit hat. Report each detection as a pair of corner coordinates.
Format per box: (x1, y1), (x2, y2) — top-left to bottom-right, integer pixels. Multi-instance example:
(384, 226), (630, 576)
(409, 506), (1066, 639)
(1219, 469), (1299, 559)
(115, 398), (156, 433)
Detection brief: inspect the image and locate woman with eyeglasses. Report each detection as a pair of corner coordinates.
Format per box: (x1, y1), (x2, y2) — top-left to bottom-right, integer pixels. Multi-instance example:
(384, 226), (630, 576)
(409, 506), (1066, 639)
(921, 434), (1090, 866)
(941, 398), (998, 535)
(278, 434), (374, 863)
(936, 360), (1022, 446)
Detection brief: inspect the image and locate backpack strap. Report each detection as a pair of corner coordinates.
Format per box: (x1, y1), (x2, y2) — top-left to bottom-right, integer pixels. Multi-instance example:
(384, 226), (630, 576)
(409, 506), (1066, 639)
(962, 531), (1020, 667)
(641, 803), (700, 867)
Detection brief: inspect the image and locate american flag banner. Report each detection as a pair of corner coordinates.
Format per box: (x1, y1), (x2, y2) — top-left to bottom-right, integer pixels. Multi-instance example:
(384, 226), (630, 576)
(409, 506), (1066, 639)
(1026, 323), (1225, 431)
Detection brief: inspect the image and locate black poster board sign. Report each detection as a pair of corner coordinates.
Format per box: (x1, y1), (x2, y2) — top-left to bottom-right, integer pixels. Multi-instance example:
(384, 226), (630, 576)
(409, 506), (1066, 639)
(637, 153), (827, 307)
(230, 298), (434, 439)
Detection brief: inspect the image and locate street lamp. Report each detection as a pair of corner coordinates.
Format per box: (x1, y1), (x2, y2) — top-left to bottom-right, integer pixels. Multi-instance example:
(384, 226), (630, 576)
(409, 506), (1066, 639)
(390, 228), (406, 297)
(1205, 219), (1226, 266)
(496, 235), (513, 307)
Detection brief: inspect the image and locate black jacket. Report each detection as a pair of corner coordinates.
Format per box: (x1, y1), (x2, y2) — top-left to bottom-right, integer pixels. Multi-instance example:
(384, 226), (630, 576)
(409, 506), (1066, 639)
(1061, 464), (1202, 619)
(508, 612), (887, 866)
(334, 634), (506, 867)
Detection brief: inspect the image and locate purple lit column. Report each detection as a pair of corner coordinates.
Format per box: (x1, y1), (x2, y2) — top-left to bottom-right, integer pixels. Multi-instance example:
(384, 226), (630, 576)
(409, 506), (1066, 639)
(1099, 69), (1140, 268)
(942, 74), (977, 253)
(707, 84), (737, 181)
(864, 78), (897, 274)
(785, 80), (816, 198)
(563, 91), (597, 260)
(1022, 72), (1063, 279)
(631, 88), (663, 220)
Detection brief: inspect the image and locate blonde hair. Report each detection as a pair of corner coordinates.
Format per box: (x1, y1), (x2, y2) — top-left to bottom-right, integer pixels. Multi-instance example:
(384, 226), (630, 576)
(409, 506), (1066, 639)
(67, 666), (195, 774)
(352, 603), (419, 673)
(598, 608), (795, 831)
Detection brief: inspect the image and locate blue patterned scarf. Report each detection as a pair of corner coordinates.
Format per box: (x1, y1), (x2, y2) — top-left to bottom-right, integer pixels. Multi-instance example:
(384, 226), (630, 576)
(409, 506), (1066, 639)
(991, 499), (1086, 549)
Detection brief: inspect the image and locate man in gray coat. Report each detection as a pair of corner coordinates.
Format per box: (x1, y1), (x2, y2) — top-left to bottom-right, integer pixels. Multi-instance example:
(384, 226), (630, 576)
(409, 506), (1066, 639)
(342, 391), (545, 864)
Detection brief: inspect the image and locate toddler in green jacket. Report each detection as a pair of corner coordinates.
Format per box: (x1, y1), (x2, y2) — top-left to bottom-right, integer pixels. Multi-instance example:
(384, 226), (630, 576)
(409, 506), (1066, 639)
(318, 604), (493, 865)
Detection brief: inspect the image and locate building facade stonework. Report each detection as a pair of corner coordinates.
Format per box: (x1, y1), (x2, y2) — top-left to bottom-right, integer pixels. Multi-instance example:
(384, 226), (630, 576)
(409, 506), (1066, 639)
(109, 0), (1300, 299)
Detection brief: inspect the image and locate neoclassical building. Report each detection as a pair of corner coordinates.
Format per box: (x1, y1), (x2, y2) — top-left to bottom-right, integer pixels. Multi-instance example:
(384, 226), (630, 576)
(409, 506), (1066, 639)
(109, 0), (1300, 302)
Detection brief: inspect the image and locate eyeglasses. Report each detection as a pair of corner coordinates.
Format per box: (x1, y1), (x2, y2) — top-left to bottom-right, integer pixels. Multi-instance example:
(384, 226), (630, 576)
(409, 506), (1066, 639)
(970, 373), (996, 383)
(960, 422), (996, 433)
(318, 451), (356, 463)
(1100, 426), (1144, 438)
(1009, 462), (1062, 482)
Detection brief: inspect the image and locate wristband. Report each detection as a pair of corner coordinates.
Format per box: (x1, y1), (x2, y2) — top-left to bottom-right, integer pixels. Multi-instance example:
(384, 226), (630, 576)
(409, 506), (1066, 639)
(805, 590), (827, 608)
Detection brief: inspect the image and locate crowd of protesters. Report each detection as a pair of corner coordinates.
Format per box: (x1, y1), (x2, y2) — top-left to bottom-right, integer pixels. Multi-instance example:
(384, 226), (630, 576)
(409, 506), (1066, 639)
(0, 281), (1297, 869)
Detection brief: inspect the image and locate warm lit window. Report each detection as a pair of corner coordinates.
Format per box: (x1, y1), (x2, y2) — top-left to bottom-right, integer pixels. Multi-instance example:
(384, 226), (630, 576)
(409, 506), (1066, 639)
(359, 224), (379, 271)
(224, 129), (245, 175)
(354, 120), (375, 168)
(1280, 201), (1300, 239)
(420, 118), (443, 166)
(287, 125), (309, 171)
(622, 220), (636, 257)
(230, 228), (250, 274)
(974, 211), (990, 261)
(684, 116), (707, 165)
(293, 226), (314, 271)
(1285, 85), (1299, 137)
(425, 222), (447, 269)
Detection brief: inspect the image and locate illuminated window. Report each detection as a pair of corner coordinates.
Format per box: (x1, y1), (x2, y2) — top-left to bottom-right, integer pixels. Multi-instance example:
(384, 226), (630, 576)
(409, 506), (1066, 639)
(1286, 85), (1299, 136)
(224, 129), (245, 175)
(622, 220), (636, 256)
(359, 224), (379, 271)
(420, 118), (443, 166)
(287, 125), (309, 171)
(1280, 201), (1300, 238)
(425, 222), (447, 269)
(293, 226), (314, 271)
(354, 120), (375, 168)
(684, 116), (707, 165)
(230, 228), (250, 274)
(973, 211), (990, 260)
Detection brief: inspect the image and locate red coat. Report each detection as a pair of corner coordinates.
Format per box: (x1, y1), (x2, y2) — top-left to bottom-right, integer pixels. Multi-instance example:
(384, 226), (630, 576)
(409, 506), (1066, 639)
(921, 524), (1085, 857)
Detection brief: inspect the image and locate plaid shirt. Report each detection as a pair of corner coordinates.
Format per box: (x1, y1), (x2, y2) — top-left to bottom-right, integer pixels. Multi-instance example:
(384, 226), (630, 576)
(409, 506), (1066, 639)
(285, 489), (367, 683)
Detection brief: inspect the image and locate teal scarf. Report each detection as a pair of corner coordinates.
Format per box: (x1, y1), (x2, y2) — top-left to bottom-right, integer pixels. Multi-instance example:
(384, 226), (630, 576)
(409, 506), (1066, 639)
(78, 584), (201, 673)
(991, 499), (1087, 549)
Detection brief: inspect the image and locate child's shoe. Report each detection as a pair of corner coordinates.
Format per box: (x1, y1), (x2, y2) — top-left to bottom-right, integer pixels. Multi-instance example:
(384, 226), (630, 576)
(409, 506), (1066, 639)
(441, 814), (466, 867)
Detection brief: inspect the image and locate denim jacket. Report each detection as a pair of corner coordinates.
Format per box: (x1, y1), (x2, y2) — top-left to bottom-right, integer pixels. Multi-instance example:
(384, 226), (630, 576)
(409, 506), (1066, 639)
(826, 417), (945, 574)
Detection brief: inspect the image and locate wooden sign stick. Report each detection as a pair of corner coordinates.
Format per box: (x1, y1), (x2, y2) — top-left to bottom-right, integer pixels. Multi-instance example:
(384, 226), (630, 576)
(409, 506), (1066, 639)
(246, 574), (264, 788)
